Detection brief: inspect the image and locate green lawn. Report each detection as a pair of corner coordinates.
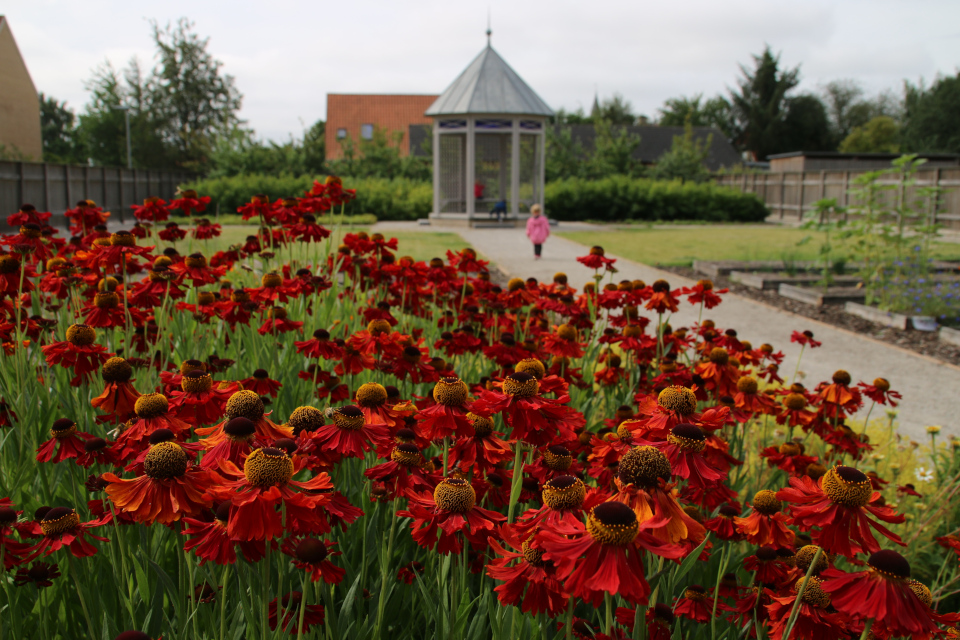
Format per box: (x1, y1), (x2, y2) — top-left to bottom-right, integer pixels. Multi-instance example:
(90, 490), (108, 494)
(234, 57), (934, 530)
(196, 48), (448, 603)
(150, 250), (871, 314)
(158, 225), (471, 263)
(559, 225), (960, 266)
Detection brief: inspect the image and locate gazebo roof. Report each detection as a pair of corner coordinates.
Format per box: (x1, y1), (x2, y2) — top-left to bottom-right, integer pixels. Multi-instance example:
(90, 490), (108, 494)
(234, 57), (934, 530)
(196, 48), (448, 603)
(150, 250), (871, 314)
(426, 44), (553, 117)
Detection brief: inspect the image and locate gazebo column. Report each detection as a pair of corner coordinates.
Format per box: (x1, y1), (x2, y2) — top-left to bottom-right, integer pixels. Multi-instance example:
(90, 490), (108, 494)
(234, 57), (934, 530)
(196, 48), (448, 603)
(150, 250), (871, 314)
(432, 125), (440, 215)
(466, 118), (476, 218)
(538, 129), (546, 215)
(511, 118), (520, 215)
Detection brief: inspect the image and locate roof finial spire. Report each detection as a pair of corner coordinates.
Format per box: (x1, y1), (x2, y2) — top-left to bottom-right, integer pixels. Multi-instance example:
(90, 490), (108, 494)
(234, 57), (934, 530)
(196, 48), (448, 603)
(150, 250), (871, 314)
(486, 10), (492, 46)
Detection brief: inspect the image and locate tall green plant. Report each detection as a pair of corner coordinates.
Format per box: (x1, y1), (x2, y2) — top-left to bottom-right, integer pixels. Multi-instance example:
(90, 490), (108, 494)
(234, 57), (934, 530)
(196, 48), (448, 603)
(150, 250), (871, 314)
(800, 198), (848, 292)
(843, 154), (943, 308)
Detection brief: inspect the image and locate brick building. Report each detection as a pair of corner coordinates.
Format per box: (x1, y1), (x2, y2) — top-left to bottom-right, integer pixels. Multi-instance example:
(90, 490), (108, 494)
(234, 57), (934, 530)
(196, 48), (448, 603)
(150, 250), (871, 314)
(325, 94), (438, 160)
(0, 16), (42, 160)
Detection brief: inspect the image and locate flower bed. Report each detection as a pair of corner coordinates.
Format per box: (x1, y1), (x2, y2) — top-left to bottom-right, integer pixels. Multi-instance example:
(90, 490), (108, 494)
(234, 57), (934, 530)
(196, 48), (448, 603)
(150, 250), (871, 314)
(1, 188), (960, 640)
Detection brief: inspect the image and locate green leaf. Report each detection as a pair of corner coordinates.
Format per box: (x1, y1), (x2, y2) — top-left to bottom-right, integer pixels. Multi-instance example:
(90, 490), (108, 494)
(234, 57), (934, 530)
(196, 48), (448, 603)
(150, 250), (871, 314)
(673, 536), (710, 584)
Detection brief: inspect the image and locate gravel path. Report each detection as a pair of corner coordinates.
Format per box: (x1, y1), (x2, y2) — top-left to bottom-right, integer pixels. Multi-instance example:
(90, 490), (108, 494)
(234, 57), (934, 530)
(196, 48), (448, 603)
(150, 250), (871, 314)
(373, 220), (959, 441)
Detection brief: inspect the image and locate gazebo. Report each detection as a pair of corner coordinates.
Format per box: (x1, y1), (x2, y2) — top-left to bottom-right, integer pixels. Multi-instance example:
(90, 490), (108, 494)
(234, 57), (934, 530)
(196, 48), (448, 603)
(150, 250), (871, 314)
(427, 36), (553, 227)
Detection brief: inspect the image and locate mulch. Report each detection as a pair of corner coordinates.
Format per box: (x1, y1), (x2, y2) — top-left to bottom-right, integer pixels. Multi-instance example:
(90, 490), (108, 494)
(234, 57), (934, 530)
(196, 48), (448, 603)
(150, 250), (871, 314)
(659, 265), (960, 368)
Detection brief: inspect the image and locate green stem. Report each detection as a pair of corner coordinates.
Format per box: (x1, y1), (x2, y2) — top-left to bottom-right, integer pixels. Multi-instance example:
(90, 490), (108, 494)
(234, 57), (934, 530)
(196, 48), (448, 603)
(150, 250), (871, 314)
(375, 501), (400, 636)
(219, 563), (230, 640)
(262, 543), (271, 640)
(506, 443), (525, 524)
(781, 547), (822, 640)
(296, 569), (309, 640)
(791, 344), (806, 384)
(859, 619), (873, 640)
(604, 592), (613, 636)
(67, 554), (98, 640)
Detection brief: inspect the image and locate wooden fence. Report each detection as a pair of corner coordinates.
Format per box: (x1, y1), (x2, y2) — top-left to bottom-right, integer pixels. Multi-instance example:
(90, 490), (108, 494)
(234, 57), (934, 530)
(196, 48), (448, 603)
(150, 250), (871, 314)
(0, 161), (194, 231)
(714, 168), (960, 225)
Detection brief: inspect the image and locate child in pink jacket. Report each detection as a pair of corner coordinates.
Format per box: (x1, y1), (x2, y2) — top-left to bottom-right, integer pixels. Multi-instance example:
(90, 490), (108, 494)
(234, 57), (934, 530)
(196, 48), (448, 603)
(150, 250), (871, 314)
(525, 204), (550, 259)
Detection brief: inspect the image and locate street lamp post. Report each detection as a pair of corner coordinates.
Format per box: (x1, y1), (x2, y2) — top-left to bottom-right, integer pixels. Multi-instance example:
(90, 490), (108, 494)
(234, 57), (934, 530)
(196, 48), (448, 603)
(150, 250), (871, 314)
(114, 105), (132, 169)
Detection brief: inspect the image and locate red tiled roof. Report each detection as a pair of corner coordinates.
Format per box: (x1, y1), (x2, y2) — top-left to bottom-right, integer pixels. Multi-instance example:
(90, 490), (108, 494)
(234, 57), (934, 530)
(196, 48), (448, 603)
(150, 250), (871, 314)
(325, 94), (438, 160)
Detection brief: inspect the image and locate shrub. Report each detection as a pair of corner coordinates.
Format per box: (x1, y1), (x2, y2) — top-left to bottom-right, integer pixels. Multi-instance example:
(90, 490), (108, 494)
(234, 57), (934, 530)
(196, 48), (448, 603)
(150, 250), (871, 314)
(183, 173), (768, 223)
(544, 175), (769, 222)
(181, 174), (433, 221)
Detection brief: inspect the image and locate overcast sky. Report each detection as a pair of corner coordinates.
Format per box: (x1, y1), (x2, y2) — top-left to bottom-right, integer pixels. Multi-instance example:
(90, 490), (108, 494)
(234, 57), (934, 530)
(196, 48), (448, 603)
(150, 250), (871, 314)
(5, 0), (960, 141)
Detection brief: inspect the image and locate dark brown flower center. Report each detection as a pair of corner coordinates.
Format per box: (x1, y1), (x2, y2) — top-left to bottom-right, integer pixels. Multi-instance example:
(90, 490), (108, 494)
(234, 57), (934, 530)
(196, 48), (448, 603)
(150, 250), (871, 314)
(587, 502), (639, 546)
(434, 477), (476, 513)
(40, 507), (80, 537)
(541, 475), (586, 510)
(144, 442), (188, 479)
(66, 324), (96, 346)
(868, 549), (911, 579)
(657, 386), (698, 415)
(243, 447), (294, 487)
(822, 466), (872, 507)
(433, 378), (468, 406)
(286, 407), (324, 435)
(295, 538), (329, 563)
(514, 358), (546, 379)
(752, 490), (781, 515)
(618, 445), (671, 488)
(226, 390), (264, 421)
(332, 405), (365, 431)
(668, 423), (706, 452)
(502, 372), (538, 398)
(135, 393), (169, 419)
(355, 382), (387, 408)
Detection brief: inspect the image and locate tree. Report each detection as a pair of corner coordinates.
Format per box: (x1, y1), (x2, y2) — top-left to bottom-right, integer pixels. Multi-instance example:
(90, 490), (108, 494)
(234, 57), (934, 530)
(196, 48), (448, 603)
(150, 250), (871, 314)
(648, 120), (712, 183)
(591, 93), (636, 126)
(778, 94), (834, 152)
(302, 120), (325, 173)
(585, 119), (642, 177)
(902, 73), (960, 153)
(78, 61), (171, 168)
(75, 19), (242, 171)
(39, 93), (83, 163)
(728, 46), (799, 160)
(545, 126), (585, 181)
(551, 107), (591, 125)
(148, 19), (242, 170)
(821, 80), (903, 148)
(839, 116), (901, 153)
(658, 94), (735, 137)
(821, 80), (864, 143)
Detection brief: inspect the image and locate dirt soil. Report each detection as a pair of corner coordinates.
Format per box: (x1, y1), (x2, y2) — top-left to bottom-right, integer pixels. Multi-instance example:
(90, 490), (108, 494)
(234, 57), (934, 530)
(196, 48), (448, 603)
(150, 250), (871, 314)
(660, 265), (960, 367)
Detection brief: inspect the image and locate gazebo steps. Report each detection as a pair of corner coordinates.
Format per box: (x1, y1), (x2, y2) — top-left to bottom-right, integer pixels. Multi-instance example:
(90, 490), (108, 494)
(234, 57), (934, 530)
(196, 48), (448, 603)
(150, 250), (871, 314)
(428, 212), (528, 228)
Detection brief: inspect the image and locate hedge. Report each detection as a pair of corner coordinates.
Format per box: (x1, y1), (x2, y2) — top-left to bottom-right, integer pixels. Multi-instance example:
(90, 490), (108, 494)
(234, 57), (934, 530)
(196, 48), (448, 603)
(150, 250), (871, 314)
(181, 173), (768, 223)
(543, 176), (769, 222)
(181, 174), (433, 221)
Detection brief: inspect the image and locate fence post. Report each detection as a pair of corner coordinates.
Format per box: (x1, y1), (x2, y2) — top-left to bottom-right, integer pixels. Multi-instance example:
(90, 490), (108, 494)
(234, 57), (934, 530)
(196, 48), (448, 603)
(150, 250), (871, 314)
(797, 172), (805, 221)
(818, 170), (826, 222)
(778, 173), (785, 219)
(841, 170), (849, 221)
(17, 162), (24, 206)
(118, 168), (125, 224)
(84, 166), (90, 202)
(101, 166), (108, 216)
(42, 163), (50, 212)
(933, 167), (942, 225)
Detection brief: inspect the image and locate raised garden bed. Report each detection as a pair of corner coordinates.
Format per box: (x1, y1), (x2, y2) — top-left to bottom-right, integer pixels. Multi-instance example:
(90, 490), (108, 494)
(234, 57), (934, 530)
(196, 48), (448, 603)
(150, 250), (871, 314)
(662, 263), (960, 366)
(730, 271), (862, 291)
(841, 302), (942, 331)
(778, 284), (867, 306)
(693, 260), (814, 278)
(940, 326), (960, 348)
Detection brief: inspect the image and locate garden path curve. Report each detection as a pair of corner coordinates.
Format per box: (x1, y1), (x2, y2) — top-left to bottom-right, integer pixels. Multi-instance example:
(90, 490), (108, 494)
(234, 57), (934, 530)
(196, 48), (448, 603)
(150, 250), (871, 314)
(373, 221), (959, 442)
